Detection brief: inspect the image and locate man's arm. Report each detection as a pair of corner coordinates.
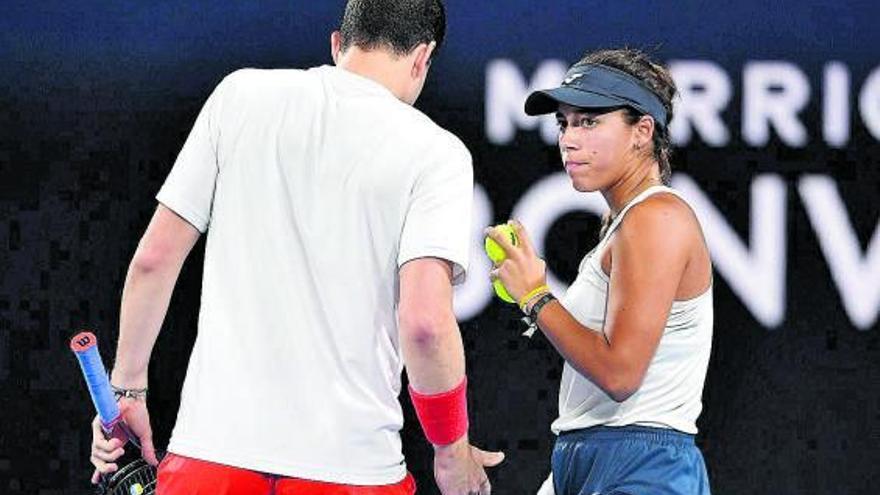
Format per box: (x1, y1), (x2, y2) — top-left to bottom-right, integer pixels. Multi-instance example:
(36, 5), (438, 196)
(111, 204), (201, 388)
(398, 258), (465, 393)
(90, 204), (200, 479)
(398, 258), (503, 495)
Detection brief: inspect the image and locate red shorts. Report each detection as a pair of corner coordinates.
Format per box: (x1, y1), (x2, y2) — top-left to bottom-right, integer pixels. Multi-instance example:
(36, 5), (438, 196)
(157, 453), (417, 495)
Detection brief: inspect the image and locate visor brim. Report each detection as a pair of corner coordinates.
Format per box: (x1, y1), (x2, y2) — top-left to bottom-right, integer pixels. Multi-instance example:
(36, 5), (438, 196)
(524, 87), (629, 116)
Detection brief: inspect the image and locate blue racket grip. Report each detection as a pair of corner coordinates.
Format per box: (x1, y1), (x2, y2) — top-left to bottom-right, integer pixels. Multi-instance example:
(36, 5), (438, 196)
(70, 331), (120, 431)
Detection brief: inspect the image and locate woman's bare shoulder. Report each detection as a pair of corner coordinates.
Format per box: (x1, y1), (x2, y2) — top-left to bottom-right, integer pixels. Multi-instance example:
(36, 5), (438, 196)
(620, 192), (699, 237)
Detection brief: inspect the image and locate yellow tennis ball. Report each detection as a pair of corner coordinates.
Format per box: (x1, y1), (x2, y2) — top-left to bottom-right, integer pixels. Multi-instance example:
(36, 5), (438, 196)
(492, 279), (515, 304)
(484, 223), (518, 263)
(484, 223), (519, 303)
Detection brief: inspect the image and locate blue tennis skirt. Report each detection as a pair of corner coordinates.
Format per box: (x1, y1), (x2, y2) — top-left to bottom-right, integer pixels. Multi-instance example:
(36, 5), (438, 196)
(551, 425), (711, 495)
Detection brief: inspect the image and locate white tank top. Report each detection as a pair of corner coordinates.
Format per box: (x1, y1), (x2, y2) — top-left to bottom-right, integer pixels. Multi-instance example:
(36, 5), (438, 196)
(551, 185), (713, 435)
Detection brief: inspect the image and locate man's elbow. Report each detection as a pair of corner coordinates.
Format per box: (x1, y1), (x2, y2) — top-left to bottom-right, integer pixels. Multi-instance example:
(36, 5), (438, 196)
(398, 306), (454, 349)
(129, 243), (176, 275)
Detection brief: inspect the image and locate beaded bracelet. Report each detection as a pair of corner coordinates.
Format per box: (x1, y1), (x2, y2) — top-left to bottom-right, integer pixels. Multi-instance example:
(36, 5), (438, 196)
(111, 384), (148, 401)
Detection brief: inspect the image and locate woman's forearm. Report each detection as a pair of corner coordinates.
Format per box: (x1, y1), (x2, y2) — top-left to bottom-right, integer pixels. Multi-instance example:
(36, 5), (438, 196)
(535, 300), (641, 402)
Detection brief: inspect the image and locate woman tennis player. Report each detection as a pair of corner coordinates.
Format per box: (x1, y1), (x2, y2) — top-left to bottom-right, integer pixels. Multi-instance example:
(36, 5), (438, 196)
(488, 48), (713, 494)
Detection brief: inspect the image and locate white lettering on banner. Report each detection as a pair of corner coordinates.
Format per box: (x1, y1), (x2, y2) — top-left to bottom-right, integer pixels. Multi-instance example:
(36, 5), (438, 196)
(453, 184), (494, 320)
(485, 58), (880, 147)
(858, 65), (880, 140)
(668, 60), (732, 146)
(824, 62), (850, 148)
(672, 174), (787, 327)
(485, 59), (567, 145)
(743, 61), (810, 147)
(798, 175), (880, 330)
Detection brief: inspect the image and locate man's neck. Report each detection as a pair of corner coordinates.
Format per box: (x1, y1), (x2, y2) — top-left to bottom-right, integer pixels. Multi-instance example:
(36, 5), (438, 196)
(337, 47), (411, 103)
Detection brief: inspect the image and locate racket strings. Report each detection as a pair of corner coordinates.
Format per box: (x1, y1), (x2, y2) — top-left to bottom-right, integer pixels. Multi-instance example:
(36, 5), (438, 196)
(98, 457), (159, 495)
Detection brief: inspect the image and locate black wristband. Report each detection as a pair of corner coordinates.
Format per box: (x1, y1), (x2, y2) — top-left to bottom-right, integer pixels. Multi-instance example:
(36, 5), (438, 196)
(528, 293), (556, 321)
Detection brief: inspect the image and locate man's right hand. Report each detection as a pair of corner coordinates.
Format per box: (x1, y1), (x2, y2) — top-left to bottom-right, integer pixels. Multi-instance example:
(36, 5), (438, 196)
(89, 398), (159, 484)
(433, 435), (505, 495)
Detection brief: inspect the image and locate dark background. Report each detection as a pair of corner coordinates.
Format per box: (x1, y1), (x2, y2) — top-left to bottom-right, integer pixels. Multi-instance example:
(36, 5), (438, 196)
(1, 1), (878, 494)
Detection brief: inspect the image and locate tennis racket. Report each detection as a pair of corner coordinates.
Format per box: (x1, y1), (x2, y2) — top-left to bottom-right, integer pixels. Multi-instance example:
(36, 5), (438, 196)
(71, 331), (160, 495)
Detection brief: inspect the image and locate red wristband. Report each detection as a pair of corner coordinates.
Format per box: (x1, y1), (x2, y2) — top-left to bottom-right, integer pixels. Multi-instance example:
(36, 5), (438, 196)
(408, 377), (469, 445)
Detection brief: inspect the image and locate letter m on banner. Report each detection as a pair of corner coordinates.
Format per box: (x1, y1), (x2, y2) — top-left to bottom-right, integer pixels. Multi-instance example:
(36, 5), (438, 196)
(485, 59), (568, 145)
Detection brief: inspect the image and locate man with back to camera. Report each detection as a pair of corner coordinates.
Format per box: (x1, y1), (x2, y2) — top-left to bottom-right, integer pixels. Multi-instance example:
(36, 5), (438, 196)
(88, 1), (504, 493)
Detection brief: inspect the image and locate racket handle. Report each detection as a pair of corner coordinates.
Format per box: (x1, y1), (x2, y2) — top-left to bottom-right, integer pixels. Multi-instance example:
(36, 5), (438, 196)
(70, 331), (121, 432)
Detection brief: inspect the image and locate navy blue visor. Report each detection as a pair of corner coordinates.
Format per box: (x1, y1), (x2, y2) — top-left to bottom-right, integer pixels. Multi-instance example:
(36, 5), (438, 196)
(524, 63), (668, 128)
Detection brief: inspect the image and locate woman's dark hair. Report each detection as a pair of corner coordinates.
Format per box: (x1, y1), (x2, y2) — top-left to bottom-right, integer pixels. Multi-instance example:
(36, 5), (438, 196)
(580, 48), (677, 239)
(339, 0), (446, 58)
(578, 48), (677, 185)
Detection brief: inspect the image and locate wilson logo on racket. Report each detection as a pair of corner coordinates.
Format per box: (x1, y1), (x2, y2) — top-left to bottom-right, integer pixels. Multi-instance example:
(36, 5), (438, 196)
(75, 335), (92, 348)
(71, 332), (97, 352)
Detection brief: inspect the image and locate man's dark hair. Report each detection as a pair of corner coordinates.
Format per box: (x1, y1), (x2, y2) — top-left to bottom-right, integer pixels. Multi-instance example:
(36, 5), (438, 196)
(339, 0), (446, 58)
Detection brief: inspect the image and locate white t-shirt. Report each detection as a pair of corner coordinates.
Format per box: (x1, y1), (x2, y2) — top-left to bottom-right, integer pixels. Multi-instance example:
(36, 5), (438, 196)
(156, 66), (473, 484)
(552, 186), (713, 435)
